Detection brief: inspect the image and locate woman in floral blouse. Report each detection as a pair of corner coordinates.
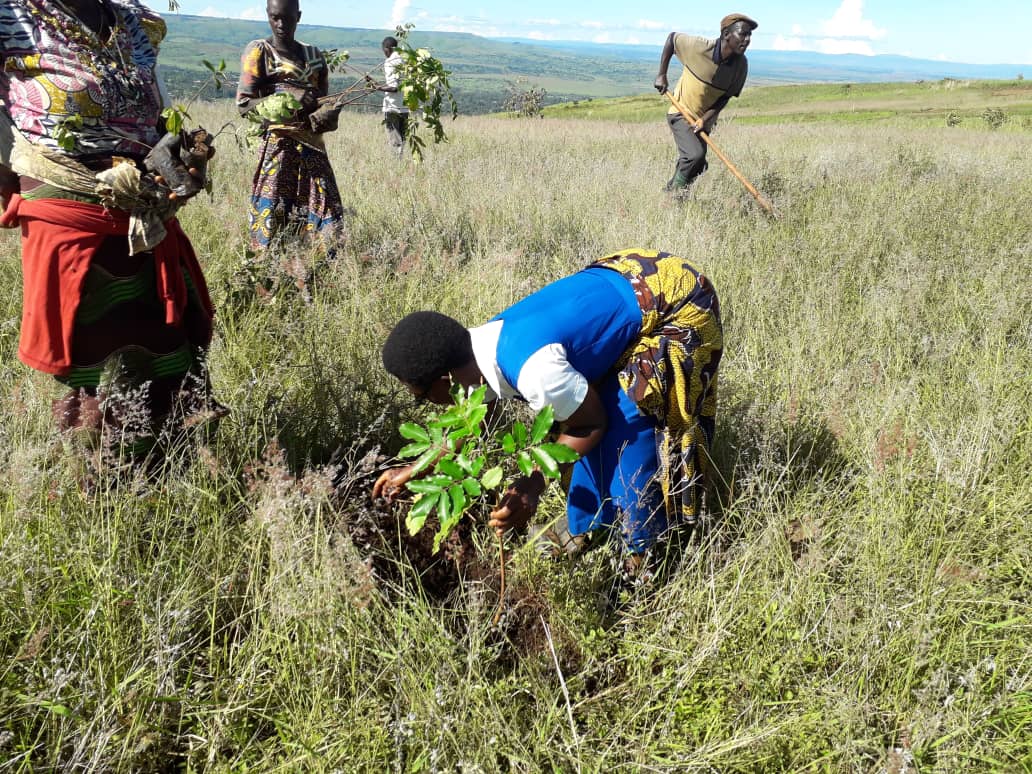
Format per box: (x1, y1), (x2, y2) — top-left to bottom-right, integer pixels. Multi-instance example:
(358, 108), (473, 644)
(0, 0), (221, 464)
(236, 0), (345, 252)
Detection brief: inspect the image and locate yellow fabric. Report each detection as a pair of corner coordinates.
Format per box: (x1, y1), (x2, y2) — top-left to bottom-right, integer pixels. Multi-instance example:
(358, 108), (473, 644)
(592, 248), (723, 523)
(668, 34), (748, 116)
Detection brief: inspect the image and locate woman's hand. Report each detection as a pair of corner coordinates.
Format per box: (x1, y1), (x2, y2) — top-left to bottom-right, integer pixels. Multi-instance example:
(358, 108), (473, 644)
(488, 470), (547, 535)
(298, 88), (320, 115)
(0, 190), (17, 227)
(307, 104), (341, 133)
(372, 464), (416, 502)
(143, 129), (214, 202)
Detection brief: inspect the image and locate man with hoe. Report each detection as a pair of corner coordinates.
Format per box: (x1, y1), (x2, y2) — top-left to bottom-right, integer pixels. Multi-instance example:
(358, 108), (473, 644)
(654, 13), (757, 192)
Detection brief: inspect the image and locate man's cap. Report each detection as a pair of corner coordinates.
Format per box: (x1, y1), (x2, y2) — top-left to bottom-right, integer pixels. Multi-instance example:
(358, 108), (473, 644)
(720, 13), (758, 33)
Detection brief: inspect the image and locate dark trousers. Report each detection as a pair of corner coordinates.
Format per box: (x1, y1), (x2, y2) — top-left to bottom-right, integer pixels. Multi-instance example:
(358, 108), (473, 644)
(666, 112), (709, 190)
(383, 112), (408, 157)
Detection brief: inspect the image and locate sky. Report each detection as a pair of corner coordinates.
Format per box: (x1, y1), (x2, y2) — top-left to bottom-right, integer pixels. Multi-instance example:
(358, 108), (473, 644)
(172, 0), (1032, 66)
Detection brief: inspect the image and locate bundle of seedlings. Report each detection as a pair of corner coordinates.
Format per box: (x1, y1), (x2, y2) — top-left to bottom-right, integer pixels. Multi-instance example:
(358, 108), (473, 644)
(242, 25), (457, 160)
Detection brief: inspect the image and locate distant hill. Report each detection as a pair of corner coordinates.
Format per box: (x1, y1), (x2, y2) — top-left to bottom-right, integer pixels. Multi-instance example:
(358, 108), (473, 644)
(160, 15), (1029, 114)
(506, 39), (1027, 84)
(537, 78), (1032, 130)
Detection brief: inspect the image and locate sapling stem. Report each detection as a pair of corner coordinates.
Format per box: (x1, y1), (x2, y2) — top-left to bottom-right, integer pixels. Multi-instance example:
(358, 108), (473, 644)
(492, 529), (506, 626)
(491, 528), (507, 631)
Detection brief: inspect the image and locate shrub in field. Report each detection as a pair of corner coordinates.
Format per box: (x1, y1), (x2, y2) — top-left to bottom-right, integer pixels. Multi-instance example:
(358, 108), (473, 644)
(945, 110), (962, 127)
(981, 107), (1008, 129)
(503, 79), (548, 118)
(894, 143), (938, 179)
(391, 385), (579, 623)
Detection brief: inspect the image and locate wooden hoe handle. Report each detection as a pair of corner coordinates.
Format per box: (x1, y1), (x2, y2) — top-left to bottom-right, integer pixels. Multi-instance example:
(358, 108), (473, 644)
(663, 91), (778, 217)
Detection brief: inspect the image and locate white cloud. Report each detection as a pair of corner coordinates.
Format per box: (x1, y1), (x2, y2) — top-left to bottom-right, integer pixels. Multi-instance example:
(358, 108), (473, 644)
(818, 37), (874, 55)
(637, 19), (664, 30)
(772, 3), (883, 57)
(197, 6), (262, 20)
(390, 0), (411, 28)
(581, 20), (604, 29)
(429, 19), (501, 37)
(625, 35), (641, 44)
(526, 30), (552, 40)
(821, 0), (886, 40)
(528, 18), (561, 26)
(592, 32), (611, 43)
(772, 35), (804, 51)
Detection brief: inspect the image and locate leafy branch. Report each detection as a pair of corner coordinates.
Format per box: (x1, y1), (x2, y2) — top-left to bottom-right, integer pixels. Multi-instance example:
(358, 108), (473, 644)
(160, 59), (229, 136)
(396, 385), (578, 553)
(390, 24), (458, 160)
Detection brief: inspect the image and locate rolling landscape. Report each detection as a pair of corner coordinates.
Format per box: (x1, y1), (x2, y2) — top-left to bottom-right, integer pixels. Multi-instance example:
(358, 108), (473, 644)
(1, 12), (1030, 773)
(159, 15), (1031, 113)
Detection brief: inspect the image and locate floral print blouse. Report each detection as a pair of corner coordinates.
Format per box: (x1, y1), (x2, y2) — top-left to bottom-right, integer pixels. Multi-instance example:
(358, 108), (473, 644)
(236, 38), (328, 110)
(0, 0), (166, 160)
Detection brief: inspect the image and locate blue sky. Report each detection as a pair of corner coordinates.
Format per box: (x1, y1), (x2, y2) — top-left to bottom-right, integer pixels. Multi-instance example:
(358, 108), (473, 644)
(172, 0), (1032, 65)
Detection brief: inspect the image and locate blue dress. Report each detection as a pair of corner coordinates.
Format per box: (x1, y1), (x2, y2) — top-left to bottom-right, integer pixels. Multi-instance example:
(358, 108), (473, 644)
(481, 267), (670, 552)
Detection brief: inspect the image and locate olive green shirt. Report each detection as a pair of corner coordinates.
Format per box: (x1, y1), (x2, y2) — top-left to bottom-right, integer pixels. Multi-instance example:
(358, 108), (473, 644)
(668, 34), (748, 116)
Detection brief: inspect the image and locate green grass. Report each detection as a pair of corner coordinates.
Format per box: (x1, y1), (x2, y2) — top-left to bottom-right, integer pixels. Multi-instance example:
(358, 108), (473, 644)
(0, 100), (1030, 771)
(540, 78), (1032, 130)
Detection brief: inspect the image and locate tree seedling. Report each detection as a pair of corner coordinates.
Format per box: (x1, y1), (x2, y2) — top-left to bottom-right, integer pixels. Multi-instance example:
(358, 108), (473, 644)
(395, 385), (579, 622)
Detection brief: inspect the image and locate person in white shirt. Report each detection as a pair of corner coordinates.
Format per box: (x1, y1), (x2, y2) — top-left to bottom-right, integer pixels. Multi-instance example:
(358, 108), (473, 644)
(378, 36), (409, 158)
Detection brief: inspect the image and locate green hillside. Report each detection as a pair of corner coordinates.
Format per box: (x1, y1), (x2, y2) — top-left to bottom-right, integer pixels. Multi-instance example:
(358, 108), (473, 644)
(161, 16), (655, 113)
(160, 16), (1032, 117)
(539, 78), (1032, 129)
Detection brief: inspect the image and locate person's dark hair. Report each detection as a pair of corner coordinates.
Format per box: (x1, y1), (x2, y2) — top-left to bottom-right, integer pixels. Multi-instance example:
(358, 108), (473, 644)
(382, 36), (399, 50)
(382, 311), (473, 388)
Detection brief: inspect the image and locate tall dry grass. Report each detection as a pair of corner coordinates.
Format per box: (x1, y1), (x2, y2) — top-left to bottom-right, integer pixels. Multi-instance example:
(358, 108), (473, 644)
(0, 105), (1029, 771)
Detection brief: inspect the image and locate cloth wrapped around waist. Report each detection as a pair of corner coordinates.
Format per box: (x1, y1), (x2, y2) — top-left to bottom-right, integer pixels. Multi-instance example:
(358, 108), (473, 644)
(1, 194), (213, 376)
(6, 122), (182, 254)
(590, 248), (724, 523)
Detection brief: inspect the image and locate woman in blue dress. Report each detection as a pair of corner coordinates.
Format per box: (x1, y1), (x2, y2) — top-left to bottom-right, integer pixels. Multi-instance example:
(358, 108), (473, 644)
(373, 249), (724, 577)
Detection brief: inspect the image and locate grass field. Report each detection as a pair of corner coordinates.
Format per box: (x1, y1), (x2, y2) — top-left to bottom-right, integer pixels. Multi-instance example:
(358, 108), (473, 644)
(541, 78), (1032, 130)
(1, 88), (1030, 771)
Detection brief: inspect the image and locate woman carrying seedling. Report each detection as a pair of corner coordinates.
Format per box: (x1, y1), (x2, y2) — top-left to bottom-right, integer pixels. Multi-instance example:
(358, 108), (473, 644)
(374, 249), (723, 581)
(0, 0), (222, 461)
(236, 0), (345, 251)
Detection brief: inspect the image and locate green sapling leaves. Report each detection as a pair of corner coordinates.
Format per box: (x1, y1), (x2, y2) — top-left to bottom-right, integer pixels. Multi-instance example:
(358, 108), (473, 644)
(394, 386), (578, 551)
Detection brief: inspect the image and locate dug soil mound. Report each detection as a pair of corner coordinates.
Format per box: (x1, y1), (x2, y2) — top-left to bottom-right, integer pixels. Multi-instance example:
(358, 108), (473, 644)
(333, 495), (580, 668)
